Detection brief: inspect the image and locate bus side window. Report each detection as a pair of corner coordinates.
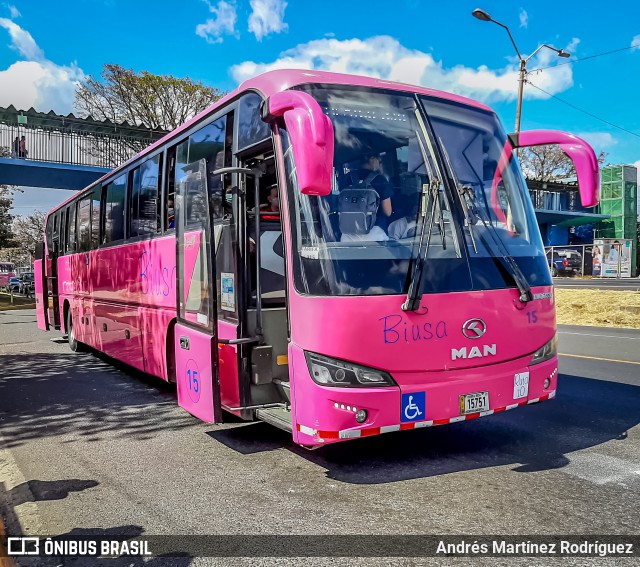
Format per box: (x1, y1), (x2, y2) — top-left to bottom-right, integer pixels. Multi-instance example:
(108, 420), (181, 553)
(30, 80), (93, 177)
(68, 203), (77, 253)
(237, 93), (270, 151)
(164, 147), (176, 231)
(91, 188), (101, 249)
(78, 197), (91, 252)
(45, 215), (53, 256)
(103, 174), (126, 244)
(59, 209), (66, 255)
(130, 155), (161, 238)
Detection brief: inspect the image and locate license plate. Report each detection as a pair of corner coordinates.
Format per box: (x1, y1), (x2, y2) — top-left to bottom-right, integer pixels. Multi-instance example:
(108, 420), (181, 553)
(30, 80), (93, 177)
(459, 391), (489, 414)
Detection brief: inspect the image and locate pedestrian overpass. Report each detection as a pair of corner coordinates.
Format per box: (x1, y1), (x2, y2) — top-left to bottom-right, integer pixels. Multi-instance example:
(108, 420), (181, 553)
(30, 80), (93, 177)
(0, 105), (166, 190)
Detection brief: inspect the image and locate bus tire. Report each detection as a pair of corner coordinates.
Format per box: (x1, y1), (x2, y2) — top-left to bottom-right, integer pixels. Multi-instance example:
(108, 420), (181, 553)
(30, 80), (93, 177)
(67, 308), (85, 352)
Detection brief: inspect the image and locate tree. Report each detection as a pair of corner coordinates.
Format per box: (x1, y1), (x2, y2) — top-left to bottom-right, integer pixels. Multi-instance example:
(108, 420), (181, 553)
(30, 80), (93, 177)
(519, 145), (607, 182)
(75, 64), (226, 167)
(0, 186), (15, 249)
(0, 146), (16, 249)
(11, 211), (46, 259)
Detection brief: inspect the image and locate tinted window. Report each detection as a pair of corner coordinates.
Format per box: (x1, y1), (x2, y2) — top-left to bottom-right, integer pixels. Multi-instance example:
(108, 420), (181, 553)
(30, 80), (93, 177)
(237, 93), (270, 150)
(165, 147), (176, 230)
(91, 190), (101, 248)
(78, 197), (91, 252)
(130, 155), (161, 237)
(45, 215), (53, 255)
(58, 209), (65, 254)
(103, 174), (126, 243)
(68, 203), (77, 253)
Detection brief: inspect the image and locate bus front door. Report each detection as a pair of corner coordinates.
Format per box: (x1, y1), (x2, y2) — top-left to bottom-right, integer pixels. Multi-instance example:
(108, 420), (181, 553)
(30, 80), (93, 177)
(174, 159), (222, 423)
(34, 243), (48, 331)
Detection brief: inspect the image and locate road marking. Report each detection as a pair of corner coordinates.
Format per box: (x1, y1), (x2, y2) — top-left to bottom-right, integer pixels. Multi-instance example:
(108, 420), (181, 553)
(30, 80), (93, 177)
(559, 353), (640, 365)
(558, 331), (640, 340)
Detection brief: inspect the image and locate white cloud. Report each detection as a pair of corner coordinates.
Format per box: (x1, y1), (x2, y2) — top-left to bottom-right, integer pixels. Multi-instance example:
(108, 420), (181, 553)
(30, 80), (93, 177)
(0, 17), (43, 60)
(196, 0), (237, 44)
(7, 5), (21, 19)
(519, 8), (528, 29)
(576, 132), (617, 151)
(632, 35), (640, 50)
(248, 0), (288, 41)
(0, 19), (85, 113)
(231, 35), (576, 104)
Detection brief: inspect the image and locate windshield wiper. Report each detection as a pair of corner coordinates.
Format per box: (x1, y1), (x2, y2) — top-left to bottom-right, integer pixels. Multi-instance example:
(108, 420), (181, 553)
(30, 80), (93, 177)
(402, 178), (444, 312)
(439, 144), (478, 254)
(461, 183), (533, 304)
(437, 140), (532, 304)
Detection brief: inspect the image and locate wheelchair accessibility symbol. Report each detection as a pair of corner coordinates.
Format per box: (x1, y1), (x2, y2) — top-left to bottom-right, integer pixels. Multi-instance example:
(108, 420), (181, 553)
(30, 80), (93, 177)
(401, 391), (426, 423)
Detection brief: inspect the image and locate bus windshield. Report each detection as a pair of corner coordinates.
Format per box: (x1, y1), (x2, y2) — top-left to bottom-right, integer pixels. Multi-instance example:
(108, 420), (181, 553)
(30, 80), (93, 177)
(282, 85), (550, 296)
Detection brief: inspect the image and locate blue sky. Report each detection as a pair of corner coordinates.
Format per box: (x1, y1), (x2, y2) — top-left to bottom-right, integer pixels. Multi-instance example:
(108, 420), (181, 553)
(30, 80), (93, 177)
(1, 0), (639, 214)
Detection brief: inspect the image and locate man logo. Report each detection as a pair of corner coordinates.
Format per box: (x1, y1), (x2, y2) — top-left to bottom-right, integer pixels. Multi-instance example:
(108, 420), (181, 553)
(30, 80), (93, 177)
(451, 344), (496, 360)
(462, 318), (487, 339)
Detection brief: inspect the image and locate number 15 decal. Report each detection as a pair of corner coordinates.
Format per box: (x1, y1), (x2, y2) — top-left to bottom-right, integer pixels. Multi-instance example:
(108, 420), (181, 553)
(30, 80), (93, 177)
(185, 360), (201, 403)
(527, 310), (538, 324)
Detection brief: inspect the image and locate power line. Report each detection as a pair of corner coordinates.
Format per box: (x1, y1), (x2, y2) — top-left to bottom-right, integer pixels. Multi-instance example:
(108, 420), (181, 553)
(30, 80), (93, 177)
(529, 43), (640, 72)
(526, 81), (640, 139)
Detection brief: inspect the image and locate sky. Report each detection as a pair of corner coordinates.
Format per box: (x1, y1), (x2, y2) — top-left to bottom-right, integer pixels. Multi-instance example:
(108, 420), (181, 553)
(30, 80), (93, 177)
(1, 0), (639, 215)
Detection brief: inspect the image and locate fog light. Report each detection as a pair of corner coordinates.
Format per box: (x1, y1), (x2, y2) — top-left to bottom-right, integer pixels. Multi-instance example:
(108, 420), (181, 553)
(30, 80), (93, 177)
(544, 378), (551, 389)
(355, 409), (368, 423)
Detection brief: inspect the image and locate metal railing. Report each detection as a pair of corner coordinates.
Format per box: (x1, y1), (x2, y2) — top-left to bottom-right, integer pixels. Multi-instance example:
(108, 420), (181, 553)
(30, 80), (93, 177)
(1, 121), (164, 168)
(529, 189), (592, 213)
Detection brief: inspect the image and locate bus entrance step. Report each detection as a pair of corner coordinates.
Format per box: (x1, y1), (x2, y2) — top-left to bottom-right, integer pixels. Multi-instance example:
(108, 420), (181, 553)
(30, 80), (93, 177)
(255, 407), (292, 433)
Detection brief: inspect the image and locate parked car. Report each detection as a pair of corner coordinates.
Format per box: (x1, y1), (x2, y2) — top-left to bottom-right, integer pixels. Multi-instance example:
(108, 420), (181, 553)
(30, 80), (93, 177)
(546, 249), (582, 277)
(7, 276), (22, 292)
(19, 272), (35, 295)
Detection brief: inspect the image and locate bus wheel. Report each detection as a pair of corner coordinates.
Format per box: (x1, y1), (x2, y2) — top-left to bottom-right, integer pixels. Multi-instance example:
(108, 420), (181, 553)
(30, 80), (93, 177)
(67, 309), (84, 352)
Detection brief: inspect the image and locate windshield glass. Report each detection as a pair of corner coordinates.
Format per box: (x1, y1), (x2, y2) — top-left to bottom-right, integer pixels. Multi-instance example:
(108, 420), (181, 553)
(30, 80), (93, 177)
(420, 97), (547, 273)
(283, 85), (550, 297)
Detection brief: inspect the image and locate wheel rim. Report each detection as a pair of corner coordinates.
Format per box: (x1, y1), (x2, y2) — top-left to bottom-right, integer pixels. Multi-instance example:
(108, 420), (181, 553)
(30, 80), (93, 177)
(69, 318), (74, 344)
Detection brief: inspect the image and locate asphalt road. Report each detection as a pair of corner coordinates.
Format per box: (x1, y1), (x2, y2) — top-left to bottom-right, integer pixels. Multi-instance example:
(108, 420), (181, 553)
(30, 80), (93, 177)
(0, 310), (639, 566)
(553, 277), (640, 291)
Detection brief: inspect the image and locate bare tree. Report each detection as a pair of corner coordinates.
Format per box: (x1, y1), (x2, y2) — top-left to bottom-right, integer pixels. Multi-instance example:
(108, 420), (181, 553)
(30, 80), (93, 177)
(12, 211), (46, 259)
(75, 65), (225, 167)
(520, 145), (607, 182)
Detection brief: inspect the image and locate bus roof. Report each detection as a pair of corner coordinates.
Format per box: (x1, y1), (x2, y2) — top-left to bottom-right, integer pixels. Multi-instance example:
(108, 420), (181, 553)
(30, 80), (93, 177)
(50, 69), (494, 214)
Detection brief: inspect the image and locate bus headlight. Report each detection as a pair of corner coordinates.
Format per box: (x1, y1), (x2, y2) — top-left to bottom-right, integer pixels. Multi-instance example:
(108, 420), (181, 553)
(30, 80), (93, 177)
(305, 352), (395, 387)
(530, 335), (557, 365)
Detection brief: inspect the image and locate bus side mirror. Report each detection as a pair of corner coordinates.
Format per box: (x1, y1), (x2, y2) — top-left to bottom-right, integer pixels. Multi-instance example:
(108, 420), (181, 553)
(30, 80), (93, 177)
(263, 90), (334, 196)
(509, 130), (600, 208)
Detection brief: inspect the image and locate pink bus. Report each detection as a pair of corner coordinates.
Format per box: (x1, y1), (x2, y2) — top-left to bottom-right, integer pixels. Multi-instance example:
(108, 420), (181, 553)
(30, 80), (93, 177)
(0, 262), (16, 289)
(34, 70), (600, 447)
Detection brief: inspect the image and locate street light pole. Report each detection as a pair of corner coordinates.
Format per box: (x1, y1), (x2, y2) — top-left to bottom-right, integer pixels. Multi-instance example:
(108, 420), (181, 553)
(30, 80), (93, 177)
(515, 58), (526, 133)
(472, 8), (571, 133)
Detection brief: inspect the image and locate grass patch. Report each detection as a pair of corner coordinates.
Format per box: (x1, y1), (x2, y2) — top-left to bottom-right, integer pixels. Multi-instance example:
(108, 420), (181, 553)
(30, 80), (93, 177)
(555, 289), (640, 329)
(0, 292), (35, 311)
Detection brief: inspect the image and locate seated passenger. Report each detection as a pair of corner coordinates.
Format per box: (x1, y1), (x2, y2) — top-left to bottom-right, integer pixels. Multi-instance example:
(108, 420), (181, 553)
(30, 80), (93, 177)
(338, 153), (394, 243)
(341, 225), (389, 242)
(260, 185), (280, 213)
(352, 153), (393, 230)
(388, 201), (420, 240)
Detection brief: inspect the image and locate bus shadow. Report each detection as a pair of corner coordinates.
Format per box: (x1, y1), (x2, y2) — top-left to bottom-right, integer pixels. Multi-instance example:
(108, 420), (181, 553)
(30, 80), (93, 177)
(293, 374), (640, 484)
(0, 352), (196, 450)
(209, 373), (640, 484)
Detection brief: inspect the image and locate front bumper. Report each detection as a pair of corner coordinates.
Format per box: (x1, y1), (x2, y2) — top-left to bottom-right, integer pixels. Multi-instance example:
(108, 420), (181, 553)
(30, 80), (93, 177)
(289, 344), (558, 446)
